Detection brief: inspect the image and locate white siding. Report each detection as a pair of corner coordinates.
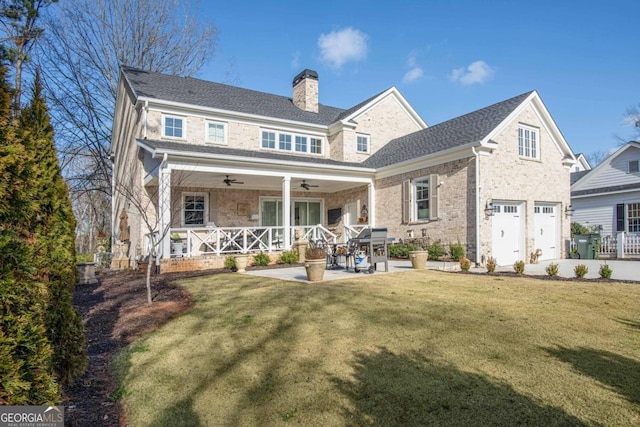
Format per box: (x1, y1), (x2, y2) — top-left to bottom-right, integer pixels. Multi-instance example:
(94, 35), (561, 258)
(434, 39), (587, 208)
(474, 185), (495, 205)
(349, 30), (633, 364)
(572, 190), (640, 236)
(575, 146), (640, 191)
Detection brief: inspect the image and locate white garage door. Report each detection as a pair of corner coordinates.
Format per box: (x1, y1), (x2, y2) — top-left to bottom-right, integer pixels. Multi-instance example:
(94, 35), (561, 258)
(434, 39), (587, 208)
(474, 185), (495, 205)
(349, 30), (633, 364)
(492, 203), (523, 266)
(534, 204), (558, 261)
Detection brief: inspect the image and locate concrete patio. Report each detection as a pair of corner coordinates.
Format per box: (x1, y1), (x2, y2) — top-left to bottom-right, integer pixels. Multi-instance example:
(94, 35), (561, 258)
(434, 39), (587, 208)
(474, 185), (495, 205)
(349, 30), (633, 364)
(244, 258), (639, 283)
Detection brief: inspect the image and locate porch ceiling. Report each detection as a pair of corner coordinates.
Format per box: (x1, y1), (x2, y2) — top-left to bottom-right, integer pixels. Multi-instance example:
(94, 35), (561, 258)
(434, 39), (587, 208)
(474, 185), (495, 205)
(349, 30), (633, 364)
(151, 170), (367, 193)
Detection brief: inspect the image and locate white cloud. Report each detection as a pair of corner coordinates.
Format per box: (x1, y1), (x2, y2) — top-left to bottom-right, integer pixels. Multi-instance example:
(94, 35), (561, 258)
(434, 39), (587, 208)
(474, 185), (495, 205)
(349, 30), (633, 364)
(291, 51), (300, 69)
(449, 60), (495, 85)
(403, 67), (424, 83)
(318, 27), (368, 69)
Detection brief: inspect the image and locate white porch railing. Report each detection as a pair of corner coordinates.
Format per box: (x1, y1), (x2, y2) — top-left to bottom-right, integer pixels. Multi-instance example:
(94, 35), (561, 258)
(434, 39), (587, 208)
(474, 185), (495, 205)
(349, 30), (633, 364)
(343, 224), (368, 242)
(599, 235), (617, 256)
(161, 225), (341, 258)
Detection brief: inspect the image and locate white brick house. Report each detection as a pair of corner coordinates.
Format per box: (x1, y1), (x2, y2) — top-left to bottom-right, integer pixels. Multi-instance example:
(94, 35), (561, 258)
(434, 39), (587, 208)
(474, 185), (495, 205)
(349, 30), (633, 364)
(111, 67), (576, 271)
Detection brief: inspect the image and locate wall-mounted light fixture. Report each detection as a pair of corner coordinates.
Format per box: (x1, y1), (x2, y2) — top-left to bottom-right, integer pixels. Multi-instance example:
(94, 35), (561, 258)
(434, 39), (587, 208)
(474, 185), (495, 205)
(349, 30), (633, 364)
(564, 205), (575, 218)
(484, 199), (494, 217)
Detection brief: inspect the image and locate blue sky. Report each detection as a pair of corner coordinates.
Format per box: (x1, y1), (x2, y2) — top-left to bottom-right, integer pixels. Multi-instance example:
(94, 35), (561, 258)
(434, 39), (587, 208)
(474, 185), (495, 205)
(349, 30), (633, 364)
(199, 0), (639, 160)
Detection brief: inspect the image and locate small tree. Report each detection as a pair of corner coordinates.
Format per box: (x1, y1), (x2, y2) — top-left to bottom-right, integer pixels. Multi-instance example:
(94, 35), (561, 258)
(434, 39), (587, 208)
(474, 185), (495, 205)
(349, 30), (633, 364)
(112, 165), (186, 304)
(19, 71), (86, 384)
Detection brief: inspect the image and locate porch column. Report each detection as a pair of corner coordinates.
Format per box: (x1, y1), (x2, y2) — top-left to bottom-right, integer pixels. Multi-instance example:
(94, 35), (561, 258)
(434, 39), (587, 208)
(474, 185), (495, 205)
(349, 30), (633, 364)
(282, 176), (291, 249)
(159, 166), (172, 259)
(617, 231), (625, 259)
(368, 182), (375, 226)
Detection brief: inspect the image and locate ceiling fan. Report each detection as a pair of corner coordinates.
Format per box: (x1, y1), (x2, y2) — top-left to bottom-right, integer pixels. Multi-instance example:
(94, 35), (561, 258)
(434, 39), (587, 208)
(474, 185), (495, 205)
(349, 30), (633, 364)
(300, 180), (319, 191)
(223, 175), (244, 186)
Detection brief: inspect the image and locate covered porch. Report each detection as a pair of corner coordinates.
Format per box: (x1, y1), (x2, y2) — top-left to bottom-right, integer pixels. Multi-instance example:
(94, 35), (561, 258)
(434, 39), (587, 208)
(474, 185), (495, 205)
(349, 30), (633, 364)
(141, 146), (377, 260)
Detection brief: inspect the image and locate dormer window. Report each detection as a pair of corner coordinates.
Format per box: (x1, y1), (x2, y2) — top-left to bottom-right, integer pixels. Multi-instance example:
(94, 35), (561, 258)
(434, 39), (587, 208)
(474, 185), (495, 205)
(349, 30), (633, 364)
(357, 134), (370, 153)
(518, 125), (538, 159)
(163, 115), (184, 139)
(629, 160), (639, 173)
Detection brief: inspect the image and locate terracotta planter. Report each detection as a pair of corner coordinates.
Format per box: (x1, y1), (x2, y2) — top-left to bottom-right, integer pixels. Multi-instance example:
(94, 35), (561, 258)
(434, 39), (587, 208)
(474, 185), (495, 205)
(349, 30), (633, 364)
(409, 250), (429, 269)
(234, 254), (250, 273)
(304, 258), (326, 282)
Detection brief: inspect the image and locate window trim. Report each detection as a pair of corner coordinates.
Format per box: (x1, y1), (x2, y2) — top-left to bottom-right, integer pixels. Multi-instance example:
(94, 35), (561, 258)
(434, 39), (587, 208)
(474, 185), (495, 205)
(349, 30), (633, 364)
(356, 134), (370, 154)
(162, 114), (186, 140)
(414, 177), (430, 221)
(629, 160), (639, 174)
(402, 174), (439, 223)
(517, 124), (539, 160)
(627, 202), (640, 233)
(205, 120), (227, 144)
(181, 192), (208, 227)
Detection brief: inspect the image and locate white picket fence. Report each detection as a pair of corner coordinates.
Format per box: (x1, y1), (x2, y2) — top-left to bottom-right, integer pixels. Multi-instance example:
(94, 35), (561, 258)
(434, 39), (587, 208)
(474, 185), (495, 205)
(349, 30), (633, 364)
(571, 232), (640, 258)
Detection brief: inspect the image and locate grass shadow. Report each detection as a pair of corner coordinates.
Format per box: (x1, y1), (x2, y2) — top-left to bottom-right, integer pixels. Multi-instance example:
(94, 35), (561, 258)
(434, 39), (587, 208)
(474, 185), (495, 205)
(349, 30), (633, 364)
(615, 317), (640, 331)
(333, 347), (586, 426)
(546, 346), (640, 405)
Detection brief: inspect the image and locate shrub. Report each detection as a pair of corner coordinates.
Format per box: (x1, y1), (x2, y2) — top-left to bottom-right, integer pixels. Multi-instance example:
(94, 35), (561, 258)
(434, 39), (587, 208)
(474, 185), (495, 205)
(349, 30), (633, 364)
(388, 243), (419, 258)
(513, 260), (525, 275)
(252, 252), (270, 266)
(574, 264), (589, 278)
(571, 222), (590, 236)
(449, 241), (465, 261)
(599, 263), (612, 279)
(486, 257), (497, 273)
(459, 257), (471, 272)
(545, 263), (559, 277)
(427, 240), (445, 261)
(278, 250), (299, 264)
(224, 255), (236, 270)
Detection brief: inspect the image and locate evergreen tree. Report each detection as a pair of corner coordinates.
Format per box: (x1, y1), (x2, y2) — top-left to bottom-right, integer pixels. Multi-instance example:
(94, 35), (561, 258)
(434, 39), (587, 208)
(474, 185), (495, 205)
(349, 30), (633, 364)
(19, 71), (87, 385)
(0, 64), (58, 404)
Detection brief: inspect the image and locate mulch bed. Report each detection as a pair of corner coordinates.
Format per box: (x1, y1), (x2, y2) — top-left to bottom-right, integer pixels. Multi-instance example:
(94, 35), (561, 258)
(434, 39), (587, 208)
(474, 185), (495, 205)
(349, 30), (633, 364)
(63, 268), (226, 426)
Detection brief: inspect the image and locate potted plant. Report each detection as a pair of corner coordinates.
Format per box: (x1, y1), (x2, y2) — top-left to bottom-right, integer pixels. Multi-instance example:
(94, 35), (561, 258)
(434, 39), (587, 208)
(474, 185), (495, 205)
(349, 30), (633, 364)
(234, 252), (250, 273)
(409, 245), (429, 269)
(170, 233), (184, 257)
(305, 247), (327, 281)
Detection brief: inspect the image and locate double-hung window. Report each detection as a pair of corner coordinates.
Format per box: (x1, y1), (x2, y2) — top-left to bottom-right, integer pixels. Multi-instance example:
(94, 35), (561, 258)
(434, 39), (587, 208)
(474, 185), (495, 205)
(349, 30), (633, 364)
(628, 203), (640, 233)
(310, 138), (322, 154)
(629, 160), (639, 174)
(262, 131), (276, 149)
(295, 136), (307, 152)
(357, 134), (370, 153)
(518, 125), (538, 159)
(164, 116), (184, 139)
(279, 133), (292, 150)
(206, 121), (226, 144)
(183, 193), (207, 226)
(402, 175), (439, 223)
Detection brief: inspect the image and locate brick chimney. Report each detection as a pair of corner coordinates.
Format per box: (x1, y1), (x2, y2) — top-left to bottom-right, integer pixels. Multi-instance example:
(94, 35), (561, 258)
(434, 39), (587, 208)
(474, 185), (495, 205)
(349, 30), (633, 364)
(292, 69), (318, 113)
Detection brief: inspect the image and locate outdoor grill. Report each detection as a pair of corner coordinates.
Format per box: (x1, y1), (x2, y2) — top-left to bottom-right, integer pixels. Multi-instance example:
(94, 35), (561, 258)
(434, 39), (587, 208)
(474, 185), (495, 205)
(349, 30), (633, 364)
(348, 227), (391, 273)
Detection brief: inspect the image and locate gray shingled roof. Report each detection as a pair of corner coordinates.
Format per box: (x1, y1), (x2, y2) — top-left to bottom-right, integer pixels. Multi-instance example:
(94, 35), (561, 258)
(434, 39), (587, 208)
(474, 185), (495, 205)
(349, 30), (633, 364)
(122, 66), (346, 126)
(570, 170), (591, 185)
(363, 91), (534, 168)
(571, 182), (640, 197)
(138, 139), (369, 169)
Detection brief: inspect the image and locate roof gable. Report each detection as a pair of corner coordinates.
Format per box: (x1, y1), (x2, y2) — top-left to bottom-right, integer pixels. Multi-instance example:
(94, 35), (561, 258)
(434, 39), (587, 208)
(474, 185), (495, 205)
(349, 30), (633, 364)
(571, 141), (640, 193)
(363, 91), (533, 168)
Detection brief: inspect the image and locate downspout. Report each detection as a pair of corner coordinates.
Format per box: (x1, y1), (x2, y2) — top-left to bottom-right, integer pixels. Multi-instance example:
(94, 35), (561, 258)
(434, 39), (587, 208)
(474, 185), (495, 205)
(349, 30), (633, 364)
(471, 146), (481, 266)
(143, 100), (149, 139)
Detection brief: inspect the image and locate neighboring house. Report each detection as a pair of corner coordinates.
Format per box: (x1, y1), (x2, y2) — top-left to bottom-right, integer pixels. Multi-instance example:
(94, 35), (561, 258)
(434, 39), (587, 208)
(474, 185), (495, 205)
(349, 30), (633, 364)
(570, 141), (640, 257)
(571, 153), (592, 172)
(111, 67), (576, 272)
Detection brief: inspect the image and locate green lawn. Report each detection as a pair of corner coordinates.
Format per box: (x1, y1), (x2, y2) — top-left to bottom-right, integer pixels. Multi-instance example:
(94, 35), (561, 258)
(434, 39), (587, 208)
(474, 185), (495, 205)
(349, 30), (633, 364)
(113, 271), (640, 426)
